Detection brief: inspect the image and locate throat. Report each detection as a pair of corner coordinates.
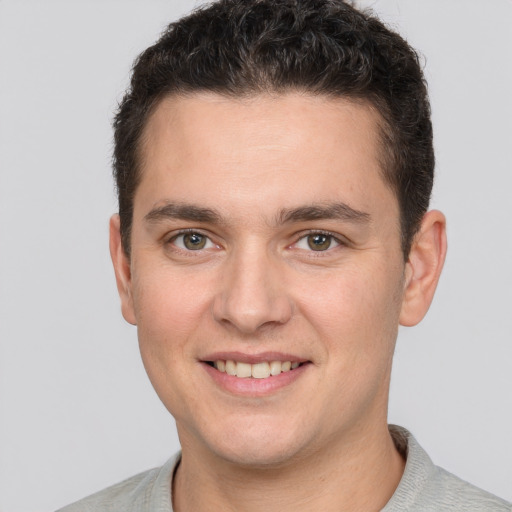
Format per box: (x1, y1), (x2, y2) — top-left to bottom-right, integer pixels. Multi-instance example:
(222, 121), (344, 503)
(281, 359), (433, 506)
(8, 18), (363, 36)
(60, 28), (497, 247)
(172, 427), (405, 512)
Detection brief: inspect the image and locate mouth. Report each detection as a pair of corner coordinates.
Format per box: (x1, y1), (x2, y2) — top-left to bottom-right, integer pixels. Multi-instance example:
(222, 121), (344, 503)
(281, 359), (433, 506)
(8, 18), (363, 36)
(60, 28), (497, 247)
(205, 359), (304, 379)
(201, 354), (310, 396)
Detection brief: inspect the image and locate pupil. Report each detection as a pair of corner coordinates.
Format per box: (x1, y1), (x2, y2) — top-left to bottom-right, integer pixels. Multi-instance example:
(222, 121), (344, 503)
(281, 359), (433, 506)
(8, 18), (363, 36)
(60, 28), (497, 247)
(184, 233), (206, 250)
(308, 234), (331, 251)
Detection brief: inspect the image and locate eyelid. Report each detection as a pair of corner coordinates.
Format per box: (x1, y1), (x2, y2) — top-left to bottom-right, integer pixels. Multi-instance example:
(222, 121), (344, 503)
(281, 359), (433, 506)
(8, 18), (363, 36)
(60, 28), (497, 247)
(292, 229), (347, 251)
(163, 228), (347, 252)
(166, 228), (220, 251)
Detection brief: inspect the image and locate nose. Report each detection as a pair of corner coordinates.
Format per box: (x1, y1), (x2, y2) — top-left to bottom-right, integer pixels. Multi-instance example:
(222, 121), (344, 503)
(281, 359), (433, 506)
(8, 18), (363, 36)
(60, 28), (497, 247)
(212, 246), (293, 334)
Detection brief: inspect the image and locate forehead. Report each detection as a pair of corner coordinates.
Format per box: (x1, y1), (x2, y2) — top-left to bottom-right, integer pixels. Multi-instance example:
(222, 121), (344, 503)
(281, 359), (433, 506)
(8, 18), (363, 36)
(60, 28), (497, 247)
(142, 92), (383, 166)
(136, 92), (396, 223)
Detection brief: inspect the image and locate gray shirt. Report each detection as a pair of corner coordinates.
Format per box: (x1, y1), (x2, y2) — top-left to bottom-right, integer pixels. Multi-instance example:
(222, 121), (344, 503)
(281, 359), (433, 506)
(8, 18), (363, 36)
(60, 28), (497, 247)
(57, 426), (511, 511)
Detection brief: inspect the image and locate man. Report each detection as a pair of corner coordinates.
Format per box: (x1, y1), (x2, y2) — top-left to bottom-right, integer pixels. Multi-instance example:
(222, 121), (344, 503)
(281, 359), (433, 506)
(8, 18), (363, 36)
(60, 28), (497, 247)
(58, 0), (511, 510)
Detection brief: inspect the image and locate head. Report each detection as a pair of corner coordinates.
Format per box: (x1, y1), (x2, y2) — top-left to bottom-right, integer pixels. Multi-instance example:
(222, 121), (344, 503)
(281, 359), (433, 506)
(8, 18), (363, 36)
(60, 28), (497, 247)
(113, 0), (434, 260)
(109, 0), (446, 468)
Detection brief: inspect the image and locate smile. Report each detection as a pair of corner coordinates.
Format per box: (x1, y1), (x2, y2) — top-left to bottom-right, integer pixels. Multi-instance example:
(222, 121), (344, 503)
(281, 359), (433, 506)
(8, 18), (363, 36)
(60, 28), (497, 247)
(210, 360), (302, 379)
(202, 355), (310, 396)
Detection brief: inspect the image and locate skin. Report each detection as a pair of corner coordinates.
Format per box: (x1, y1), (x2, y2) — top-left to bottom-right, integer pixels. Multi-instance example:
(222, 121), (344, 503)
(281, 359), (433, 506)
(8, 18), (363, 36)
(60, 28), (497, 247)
(110, 92), (447, 511)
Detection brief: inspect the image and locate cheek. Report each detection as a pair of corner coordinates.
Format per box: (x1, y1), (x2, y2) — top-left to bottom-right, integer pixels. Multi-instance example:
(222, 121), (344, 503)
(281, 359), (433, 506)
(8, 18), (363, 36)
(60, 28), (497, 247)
(131, 266), (214, 362)
(295, 263), (403, 357)
(131, 267), (215, 418)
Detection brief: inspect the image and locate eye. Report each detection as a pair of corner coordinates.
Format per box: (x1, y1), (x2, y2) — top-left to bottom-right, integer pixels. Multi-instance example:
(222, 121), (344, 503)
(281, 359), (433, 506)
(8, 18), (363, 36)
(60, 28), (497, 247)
(171, 232), (215, 251)
(295, 233), (341, 252)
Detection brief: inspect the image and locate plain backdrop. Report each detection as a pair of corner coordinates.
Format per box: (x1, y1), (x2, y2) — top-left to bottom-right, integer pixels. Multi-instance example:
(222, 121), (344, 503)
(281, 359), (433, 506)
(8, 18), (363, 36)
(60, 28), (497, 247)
(0, 1), (511, 510)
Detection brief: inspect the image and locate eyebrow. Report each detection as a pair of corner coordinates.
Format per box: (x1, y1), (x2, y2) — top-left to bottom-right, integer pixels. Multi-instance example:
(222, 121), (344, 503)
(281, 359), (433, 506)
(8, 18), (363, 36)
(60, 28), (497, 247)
(144, 203), (222, 224)
(277, 203), (371, 225)
(144, 201), (371, 226)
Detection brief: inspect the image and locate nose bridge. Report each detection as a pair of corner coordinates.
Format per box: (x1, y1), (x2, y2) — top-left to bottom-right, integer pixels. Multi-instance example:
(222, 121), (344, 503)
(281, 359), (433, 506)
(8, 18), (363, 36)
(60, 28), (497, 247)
(213, 240), (292, 333)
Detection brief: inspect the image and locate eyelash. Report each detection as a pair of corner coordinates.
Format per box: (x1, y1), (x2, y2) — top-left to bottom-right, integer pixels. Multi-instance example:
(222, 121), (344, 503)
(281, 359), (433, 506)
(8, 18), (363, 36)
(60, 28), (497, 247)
(165, 229), (345, 254)
(293, 230), (345, 253)
(166, 229), (217, 253)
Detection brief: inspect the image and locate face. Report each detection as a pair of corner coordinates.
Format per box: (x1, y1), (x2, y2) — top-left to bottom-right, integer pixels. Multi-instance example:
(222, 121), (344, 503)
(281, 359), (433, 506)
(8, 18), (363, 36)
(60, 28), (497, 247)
(112, 92), (413, 467)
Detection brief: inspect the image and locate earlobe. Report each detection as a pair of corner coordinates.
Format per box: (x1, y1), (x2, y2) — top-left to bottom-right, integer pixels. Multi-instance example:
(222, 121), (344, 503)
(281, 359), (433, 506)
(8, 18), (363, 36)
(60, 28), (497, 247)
(399, 210), (447, 327)
(109, 214), (137, 325)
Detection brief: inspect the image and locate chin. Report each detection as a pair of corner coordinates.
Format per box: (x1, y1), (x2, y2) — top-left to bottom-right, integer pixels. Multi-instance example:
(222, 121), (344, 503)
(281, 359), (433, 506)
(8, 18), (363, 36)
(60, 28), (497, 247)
(215, 443), (304, 469)
(197, 419), (316, 469)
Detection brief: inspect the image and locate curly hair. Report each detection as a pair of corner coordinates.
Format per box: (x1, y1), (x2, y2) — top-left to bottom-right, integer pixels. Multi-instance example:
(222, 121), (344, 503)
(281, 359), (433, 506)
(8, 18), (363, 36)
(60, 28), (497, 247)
(113, 0), (433, 258)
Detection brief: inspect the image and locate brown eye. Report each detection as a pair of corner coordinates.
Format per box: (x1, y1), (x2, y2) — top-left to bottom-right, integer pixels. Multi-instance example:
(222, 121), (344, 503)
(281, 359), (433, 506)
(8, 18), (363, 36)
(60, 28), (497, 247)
(307, 234), (332, 251)
(172, 232), (213, 251)
(183, 233), (207, 250)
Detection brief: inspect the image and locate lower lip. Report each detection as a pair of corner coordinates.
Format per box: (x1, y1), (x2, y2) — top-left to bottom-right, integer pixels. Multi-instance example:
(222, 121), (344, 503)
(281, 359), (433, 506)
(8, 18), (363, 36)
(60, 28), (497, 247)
(202, 362), (310, 396)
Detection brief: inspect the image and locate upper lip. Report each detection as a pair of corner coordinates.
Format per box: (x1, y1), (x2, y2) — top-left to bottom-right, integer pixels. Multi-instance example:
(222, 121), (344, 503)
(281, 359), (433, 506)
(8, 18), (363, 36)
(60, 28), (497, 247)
(201, 351), (308, 364)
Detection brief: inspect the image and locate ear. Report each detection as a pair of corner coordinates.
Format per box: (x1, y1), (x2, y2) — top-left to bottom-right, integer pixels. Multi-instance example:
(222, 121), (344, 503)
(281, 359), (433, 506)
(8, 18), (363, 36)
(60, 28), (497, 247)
(399, 210), (447, 327)
(109, 214), (137, 325)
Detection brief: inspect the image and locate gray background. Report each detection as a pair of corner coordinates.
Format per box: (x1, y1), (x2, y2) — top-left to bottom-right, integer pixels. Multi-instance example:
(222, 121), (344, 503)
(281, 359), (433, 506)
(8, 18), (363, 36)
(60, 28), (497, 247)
(0, 1), (511, 510)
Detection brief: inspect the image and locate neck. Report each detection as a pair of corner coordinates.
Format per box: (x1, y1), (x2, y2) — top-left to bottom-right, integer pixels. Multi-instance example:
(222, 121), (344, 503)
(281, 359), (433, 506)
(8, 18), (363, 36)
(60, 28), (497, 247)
(173, 423), (405, 512)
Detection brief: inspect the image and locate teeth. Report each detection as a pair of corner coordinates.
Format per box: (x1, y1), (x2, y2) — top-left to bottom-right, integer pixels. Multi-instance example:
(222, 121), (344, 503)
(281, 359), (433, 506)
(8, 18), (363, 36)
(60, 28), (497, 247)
(225, 360), (236, 376)
(252, 362), (270, 379)
(213, 359), (302, 378)
(269, 361), (282, 376)
(236, 362), (252, 378)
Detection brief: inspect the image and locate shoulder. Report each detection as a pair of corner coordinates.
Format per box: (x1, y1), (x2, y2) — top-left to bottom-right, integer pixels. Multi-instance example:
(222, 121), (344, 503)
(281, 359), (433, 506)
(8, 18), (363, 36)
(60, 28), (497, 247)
(55, 454), (180, 512)
(425, 466), (512, 511)
(384, 426), (511, 512)
(55, 469), (160, 512)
